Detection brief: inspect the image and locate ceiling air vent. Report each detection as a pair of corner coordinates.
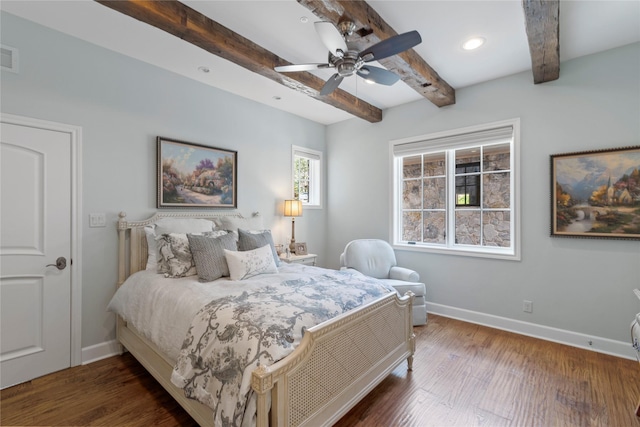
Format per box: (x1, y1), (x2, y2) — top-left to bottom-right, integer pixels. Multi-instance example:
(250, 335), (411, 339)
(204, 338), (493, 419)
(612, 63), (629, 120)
(1, 45), (19, 73)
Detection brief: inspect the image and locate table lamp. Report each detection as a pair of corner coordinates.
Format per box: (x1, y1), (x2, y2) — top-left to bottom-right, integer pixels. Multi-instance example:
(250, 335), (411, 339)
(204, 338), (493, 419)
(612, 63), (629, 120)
(283, 199), (302, 253)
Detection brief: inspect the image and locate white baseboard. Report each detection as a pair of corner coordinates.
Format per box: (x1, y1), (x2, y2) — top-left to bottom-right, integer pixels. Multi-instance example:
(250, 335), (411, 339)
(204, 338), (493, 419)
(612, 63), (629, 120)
(426, 302), (636, 361)
(82, 339), (122, 365)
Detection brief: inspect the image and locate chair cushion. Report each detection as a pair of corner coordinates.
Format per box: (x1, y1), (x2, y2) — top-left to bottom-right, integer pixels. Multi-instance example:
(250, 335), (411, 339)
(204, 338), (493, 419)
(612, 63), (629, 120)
(342, 239), (397, 279)
(380, 279), (426, 298)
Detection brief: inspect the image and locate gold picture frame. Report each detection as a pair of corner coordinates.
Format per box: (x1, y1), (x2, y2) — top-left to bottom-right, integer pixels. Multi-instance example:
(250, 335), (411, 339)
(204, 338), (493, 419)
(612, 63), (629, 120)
(550, 145), (640, 240)
(157, 137), (237, 208)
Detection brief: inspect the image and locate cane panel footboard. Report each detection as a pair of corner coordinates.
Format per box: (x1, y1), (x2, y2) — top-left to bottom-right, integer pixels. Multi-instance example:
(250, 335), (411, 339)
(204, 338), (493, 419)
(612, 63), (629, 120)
(252, 290), (415, 427)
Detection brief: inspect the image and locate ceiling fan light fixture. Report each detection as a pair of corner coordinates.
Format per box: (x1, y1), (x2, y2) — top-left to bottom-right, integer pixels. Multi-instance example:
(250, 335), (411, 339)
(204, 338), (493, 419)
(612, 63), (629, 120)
(462, 37), (485, 51)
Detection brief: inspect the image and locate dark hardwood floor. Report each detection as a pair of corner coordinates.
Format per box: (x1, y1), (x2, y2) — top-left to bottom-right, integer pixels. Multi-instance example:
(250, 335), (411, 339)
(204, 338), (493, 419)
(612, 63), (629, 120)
(2, 314), (640, 426)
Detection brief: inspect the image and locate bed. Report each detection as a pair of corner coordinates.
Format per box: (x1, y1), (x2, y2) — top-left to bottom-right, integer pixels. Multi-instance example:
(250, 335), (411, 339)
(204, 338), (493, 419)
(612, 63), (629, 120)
(111, 211), (415, 427)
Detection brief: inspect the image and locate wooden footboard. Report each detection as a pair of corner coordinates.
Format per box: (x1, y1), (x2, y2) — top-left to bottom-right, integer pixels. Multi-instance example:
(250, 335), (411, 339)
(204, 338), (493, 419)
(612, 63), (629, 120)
(117, 290), (414, 427)
(116, 317), (215, 427)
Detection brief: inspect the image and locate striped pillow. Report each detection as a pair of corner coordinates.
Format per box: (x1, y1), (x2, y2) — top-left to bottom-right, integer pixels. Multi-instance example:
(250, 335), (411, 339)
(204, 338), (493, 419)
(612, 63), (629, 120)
(187, 232), (237, 282)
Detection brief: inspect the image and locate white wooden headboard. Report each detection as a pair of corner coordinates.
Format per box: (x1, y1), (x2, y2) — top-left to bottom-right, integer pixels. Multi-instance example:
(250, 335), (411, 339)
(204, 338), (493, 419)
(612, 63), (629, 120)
(116, 211), (258, 286)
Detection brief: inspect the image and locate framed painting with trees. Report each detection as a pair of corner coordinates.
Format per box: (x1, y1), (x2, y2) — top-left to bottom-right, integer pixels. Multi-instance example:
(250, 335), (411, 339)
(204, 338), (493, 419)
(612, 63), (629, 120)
(157, 137), (237, 208)
(551, 146), (640, 239)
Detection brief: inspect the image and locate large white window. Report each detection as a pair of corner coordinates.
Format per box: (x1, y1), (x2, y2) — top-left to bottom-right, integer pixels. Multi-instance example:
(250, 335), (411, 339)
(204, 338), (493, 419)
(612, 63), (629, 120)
(292, 145), (322, 208)
(390, 119), (520, 260)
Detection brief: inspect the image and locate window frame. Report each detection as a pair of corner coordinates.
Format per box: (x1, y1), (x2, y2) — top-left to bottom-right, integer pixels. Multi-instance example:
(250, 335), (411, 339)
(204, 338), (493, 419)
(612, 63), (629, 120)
(292, 145), (323, 209)
(389, 119), (521, 260)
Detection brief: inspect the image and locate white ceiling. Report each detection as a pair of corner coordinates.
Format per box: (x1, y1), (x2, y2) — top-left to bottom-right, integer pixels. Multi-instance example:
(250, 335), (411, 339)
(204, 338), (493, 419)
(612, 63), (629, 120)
(2, 0), (639, 125)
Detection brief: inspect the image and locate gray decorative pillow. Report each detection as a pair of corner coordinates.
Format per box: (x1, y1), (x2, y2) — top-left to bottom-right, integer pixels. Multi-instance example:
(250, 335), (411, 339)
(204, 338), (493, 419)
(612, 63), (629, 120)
(237, 229), (280, 266)
(188, 232), (237, 282)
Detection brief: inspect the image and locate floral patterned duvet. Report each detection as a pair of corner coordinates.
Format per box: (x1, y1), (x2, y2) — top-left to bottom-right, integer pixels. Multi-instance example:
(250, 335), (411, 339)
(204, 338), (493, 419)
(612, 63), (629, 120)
(170, 266), (394, 427)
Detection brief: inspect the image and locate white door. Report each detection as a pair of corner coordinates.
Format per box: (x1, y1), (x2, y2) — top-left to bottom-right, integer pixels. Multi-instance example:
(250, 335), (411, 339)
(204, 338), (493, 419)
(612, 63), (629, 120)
(1, 120), (72, 388)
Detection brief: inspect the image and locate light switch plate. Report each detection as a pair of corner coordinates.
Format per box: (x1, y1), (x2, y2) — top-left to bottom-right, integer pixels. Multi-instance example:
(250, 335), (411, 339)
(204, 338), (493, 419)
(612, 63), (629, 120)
(89, 213), (106, 228)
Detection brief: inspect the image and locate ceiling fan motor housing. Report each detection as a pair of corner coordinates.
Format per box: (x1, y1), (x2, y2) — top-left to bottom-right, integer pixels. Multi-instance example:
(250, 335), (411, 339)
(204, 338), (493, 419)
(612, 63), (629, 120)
(333, 51), (363, 77)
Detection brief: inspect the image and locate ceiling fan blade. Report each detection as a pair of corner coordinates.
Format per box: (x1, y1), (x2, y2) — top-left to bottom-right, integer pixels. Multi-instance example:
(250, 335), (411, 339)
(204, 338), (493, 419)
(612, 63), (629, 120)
(275, 63), (331, 72)
(357, 66), (400, 86)
(319, 74), (344, 96)
(314, 21), (347, 55)
(359, 30), (422, 62)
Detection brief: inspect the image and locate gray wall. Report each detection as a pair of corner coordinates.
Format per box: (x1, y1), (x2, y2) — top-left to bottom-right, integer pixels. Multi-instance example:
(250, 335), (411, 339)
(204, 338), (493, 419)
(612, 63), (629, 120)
(1, 12), (326, 351)
(326, 42), (640, 350)
(2, 10), (639, 359)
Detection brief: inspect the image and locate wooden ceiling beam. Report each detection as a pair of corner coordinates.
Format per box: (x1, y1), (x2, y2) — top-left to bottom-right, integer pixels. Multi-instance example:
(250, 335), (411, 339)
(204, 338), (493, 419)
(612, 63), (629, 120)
(522, 0), (560, 83)
(298, 0), (456, 107)
(95, 0), (382, 122)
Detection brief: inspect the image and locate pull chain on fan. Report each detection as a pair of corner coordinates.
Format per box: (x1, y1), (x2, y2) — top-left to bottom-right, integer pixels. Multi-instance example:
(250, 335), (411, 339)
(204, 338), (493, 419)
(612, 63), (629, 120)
(274, 21), (422, 96)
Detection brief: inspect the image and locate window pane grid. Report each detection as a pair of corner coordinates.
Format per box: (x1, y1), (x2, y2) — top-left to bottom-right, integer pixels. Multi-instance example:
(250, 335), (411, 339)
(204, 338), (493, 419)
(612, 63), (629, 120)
(452, 144), (512, 248)
(401, 152), (448, 244)
(394, 124), (516, 257)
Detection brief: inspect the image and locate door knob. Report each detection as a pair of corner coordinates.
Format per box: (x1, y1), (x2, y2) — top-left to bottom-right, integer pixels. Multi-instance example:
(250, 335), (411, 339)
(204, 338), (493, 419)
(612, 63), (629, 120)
(46, 257), (67, 270)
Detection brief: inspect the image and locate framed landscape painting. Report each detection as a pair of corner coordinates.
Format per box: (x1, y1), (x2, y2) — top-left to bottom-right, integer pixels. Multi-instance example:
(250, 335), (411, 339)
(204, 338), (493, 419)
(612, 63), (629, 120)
(157, 137), (237, 208)
(551, 146), (640, 240)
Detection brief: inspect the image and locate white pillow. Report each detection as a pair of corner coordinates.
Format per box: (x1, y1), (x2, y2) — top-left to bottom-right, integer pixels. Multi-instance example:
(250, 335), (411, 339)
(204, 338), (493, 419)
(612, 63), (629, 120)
(224, 244), (278, 281)
(144, 218), (215, 271)
(154, 218), (214, 235)
(144, 226), (157, 270)
(218, 215), (263, 234)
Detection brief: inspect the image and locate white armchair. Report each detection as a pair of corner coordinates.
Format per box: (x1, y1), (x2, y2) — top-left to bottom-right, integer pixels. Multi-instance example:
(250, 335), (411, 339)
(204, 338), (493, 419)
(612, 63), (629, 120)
(340, 239), (427, 326)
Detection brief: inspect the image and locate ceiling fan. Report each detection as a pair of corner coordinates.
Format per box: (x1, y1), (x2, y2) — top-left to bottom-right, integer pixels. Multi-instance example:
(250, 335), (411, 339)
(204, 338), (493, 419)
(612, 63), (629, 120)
(275, 21), (422, 96)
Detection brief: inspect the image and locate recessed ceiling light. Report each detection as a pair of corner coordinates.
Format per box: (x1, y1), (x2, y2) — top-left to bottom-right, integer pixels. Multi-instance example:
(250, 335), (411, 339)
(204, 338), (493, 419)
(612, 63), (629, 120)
(462, 37), (485, 51)
(197, 66), (210, 73)
(300, 16), (309, 23)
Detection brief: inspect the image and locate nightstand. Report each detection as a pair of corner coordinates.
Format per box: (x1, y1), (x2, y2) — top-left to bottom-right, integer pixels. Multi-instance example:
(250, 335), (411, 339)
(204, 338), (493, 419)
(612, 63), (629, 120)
(279, 253), (317, 266)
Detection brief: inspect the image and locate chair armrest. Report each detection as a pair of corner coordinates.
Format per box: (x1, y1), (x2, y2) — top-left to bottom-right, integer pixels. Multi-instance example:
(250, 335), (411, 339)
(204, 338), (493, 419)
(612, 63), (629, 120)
(389, 266), (420, 282)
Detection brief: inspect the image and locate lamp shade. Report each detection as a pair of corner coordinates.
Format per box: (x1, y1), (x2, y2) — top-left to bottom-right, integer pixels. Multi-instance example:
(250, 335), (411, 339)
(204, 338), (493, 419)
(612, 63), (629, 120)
(283, 199), (303, 217)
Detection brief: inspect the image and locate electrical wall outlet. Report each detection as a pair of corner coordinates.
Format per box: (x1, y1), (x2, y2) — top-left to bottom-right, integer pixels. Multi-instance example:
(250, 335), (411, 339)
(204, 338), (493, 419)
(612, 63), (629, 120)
(523, 300), (533, 313)
(89, 213), (106, 228)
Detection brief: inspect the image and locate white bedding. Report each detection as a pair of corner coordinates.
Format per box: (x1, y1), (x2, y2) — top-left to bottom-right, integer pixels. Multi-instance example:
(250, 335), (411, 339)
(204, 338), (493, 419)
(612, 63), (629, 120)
(108, 263), (309, 360)
(108, 263), (397, 427)
(107, 263), (389, 361)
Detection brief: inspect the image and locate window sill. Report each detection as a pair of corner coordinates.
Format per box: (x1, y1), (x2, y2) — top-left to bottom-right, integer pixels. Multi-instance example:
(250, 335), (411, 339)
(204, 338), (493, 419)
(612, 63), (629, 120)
(393, 242), (520, 261)
(302, 204), (322, 210)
